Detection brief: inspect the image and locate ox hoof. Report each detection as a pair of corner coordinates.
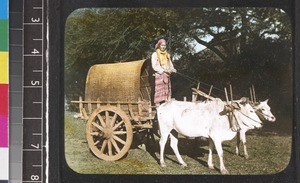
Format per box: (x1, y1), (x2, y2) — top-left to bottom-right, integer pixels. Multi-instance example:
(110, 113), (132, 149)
(208, 165), (215, 170)
(160, 163), (166, 168)
(244, 155), (249, 159)
(181, 163), (187, 168)
(221, 169), (229, 175)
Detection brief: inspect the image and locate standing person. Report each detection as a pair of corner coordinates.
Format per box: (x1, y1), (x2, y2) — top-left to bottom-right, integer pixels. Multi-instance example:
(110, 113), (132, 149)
(151, 39), (176, 106)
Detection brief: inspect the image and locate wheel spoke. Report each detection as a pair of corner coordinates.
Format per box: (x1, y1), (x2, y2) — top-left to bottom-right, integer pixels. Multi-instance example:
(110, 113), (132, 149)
(94, 140), (100, 146)
(111, 138), (121, 153)
(100, 140), (108, 153)
(90, 132), (99, 136)
(87, 106), (132, 161)
(92, 122), (104, 131)
(112, 120), (124, 131)
(110, 113), (118, 127)
(108, 140), (112, 156)
(113, 131), (127, 135)
(97, 114), (106, 128)
(113, 135), (126, 145)
(105, 111), (110, 126)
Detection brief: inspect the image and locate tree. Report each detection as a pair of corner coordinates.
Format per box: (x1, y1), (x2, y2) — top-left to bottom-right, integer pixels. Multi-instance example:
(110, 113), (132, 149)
(65, 8), (292, 131)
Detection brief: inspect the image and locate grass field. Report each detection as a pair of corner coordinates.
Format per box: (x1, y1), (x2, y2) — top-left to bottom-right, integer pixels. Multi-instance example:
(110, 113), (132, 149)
(64, 111), (292, 175)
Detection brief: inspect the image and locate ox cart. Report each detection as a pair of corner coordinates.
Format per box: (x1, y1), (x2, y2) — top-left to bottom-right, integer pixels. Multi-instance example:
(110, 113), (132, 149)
(72, 60), (157, 161)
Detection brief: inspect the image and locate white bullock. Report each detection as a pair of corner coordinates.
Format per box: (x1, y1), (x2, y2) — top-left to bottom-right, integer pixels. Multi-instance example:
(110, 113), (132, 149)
(236, 99), (276, 159)
(253, 99), (276, 122)
(157, 98), (262, 174)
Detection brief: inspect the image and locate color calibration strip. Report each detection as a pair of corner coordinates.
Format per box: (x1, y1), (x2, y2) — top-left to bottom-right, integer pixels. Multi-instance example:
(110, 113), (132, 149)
(0, 0), (9, 182)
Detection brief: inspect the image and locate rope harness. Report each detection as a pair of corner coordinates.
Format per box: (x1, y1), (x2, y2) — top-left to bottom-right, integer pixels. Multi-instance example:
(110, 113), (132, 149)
(220, 103), (241, 132)
(238, 110), (263, 124)
(176, 71), (245, 100)
(221, 103), (262, 131)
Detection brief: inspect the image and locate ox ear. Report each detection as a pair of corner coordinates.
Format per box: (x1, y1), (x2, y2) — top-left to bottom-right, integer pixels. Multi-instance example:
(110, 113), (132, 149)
(264, 99), (269, 103)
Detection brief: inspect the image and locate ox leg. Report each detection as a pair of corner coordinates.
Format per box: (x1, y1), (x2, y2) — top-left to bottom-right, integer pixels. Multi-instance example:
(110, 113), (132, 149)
(159, 128), (171, 167)
(240, 131), (249, 159)
(169, 133), (187, 167)
(214, 140), (229, 175)
(208, 138), (215, 170)
(236, 132), (241, 156)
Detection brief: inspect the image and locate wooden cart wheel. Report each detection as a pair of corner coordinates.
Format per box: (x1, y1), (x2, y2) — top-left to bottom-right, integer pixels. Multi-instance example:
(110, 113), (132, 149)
(86, 106), (133, 161)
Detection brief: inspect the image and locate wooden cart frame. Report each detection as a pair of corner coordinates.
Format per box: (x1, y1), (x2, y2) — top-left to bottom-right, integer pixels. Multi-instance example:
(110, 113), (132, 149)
(71, 60), (156, 161)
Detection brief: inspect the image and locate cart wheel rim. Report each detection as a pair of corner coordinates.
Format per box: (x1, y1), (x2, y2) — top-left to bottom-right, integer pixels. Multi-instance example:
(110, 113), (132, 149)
(86, 106), (133, 161)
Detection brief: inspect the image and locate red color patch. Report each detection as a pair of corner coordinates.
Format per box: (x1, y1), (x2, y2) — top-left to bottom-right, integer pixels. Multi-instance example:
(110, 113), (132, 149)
(0, 84), (8, 116)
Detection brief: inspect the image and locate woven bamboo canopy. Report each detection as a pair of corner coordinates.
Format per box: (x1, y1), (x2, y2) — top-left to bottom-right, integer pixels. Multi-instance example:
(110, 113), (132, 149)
(85, 59), (151, 102)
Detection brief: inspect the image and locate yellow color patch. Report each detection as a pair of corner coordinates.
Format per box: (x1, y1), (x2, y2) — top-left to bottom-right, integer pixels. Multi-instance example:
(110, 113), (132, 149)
(0, 52), (8, 84)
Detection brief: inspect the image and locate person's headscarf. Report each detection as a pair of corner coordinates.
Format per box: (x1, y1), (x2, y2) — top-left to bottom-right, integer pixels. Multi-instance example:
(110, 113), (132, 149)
(155, 39), (170, 67)
(155, 39), (167, 50)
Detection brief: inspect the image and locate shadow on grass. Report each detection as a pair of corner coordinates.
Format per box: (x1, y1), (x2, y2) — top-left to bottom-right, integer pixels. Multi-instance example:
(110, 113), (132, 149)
(132, 130), (220, 168)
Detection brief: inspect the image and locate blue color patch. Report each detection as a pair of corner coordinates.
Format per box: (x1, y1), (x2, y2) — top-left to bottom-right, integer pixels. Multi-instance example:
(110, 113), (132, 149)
(0, 0), (8, 19)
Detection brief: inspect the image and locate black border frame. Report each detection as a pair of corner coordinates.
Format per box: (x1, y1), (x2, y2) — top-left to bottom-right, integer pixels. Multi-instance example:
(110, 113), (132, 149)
(48, 0), (299, 182)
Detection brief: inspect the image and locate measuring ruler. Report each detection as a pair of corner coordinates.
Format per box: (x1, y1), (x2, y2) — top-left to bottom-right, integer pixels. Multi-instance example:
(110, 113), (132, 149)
(9, 0), (47, 182)
(23, 0), (47, 182)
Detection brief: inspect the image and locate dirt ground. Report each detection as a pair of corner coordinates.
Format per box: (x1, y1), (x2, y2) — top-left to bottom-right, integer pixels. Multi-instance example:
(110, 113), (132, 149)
(64, 111), (292, 175)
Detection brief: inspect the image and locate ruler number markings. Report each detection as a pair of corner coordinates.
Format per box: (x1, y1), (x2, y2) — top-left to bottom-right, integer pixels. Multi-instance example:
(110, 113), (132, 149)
(31, 143), (40, 149)
(31, 17), (40, 23)
(31, 175), (40, 181)
(31, 48), (40, 54)
(31, 80), (40, 86)
(23, 0), (45, 182)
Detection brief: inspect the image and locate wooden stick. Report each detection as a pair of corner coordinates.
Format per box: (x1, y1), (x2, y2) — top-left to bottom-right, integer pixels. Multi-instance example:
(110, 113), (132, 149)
(192, 93), (196, 102)
(195, 82), (200, 101)
(229, 84), (233, 101)
(88, 102), (92, 114)
(224, 87), (229, 104)
(82, 107), (88, 120)
(208, 85), (213, 96)
(252, 85), (256, 103)
(97, 98), (101, 108)
(197, 82), (200, 90)
(192, 88), (215, 101)
(138, 97), (142, 115)
(79, 96), (83, 114)
(249, 87), (253, 103)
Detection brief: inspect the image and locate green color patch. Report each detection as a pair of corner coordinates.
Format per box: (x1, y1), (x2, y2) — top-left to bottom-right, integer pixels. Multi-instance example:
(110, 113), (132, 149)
(0, 20), (8, 51)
